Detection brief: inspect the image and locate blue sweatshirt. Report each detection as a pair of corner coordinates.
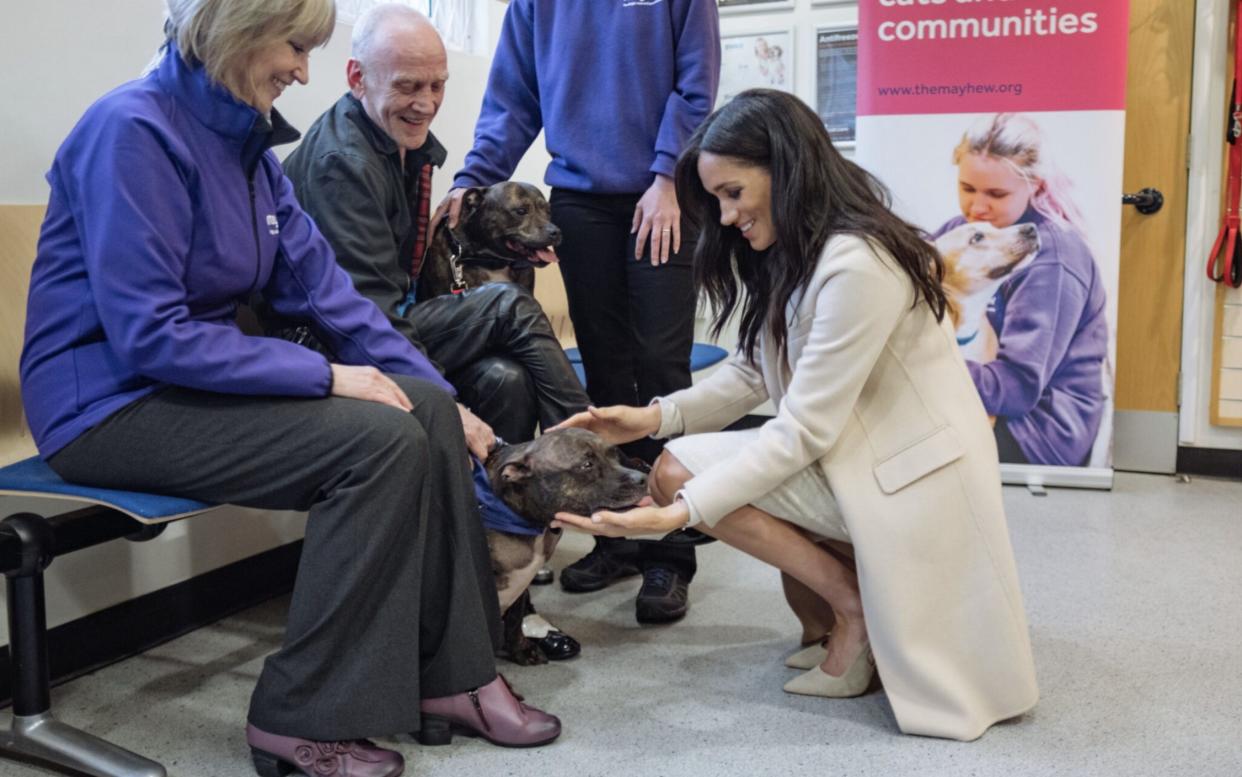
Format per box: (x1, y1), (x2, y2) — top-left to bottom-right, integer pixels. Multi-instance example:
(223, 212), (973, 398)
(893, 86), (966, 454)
(21, 44), (451, 458)
(454, 0), (720, 194)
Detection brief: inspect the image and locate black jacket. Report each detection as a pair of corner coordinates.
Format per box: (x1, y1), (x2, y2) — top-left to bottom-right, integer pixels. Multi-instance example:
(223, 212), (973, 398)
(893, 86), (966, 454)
(282, 92), (448, 347)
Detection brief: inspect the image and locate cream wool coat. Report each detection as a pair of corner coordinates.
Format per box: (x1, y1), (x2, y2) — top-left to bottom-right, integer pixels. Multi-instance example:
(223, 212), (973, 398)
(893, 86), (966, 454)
(662, 235), (1039, 741)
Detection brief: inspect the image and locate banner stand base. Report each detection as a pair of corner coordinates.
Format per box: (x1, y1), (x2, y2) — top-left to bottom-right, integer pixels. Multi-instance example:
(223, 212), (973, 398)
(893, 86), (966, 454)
(1000, 464), (1114, 491)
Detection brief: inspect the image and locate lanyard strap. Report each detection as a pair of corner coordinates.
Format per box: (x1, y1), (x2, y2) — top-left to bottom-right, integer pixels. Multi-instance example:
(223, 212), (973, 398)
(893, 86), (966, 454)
(1208, 1), (1242, 288)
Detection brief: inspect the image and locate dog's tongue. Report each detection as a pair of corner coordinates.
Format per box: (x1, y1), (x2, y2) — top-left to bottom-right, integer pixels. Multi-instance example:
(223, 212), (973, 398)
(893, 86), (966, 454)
(534, 246), (558, 265)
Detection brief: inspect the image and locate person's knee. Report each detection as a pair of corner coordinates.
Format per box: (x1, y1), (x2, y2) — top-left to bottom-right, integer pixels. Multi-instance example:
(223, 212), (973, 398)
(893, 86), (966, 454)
(462, 357), (537, 441)
(390, 373), (458, 414)
(473, 357), (532, 399)
(649, 450), (692, 505)
(383, 374), (461, 445)
(357, 407), (430, 466)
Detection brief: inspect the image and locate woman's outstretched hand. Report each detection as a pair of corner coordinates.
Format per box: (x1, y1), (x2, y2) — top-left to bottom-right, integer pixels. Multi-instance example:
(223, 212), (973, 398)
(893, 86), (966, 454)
(552, 500), (689, 538)
(329, 364), (413, 412)
(550, 404), (661, 446)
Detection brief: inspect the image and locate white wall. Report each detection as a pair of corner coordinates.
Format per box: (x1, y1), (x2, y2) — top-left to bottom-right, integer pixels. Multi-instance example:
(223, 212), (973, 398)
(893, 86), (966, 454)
(0, 1), (550, 204)
(1180, 0), (1242, 451)
(0, 0), (552, 642)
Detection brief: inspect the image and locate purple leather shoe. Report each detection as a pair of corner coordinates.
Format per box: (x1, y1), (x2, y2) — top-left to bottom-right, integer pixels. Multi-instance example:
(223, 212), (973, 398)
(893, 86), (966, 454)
(246, 723), (405, 777)
(416, 675), (561, 748)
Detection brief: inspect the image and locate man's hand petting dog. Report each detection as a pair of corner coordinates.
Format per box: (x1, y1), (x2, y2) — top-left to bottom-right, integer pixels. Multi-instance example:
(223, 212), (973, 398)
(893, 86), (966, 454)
(631, 173), (680, 266)
(436, 187), (469, 230)
(551, 404), (661, 446)
(458, 403), (496, 461)
(329, 364), (413, 412)
(553, 499), (688, 539)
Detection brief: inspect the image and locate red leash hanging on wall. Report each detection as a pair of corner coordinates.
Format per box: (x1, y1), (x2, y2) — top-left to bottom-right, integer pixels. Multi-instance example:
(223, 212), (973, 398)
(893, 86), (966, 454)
(1208, 1), (1242, 288)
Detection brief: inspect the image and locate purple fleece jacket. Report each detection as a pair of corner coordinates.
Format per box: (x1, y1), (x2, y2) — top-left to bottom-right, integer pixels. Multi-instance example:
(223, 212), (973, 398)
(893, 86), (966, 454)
(933, 211), (1108, 466)
(21, 44), (450, 458)
(454, 0), (720, 193)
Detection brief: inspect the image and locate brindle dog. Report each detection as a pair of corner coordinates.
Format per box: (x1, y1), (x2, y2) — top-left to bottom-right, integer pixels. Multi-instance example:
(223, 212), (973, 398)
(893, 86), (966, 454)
(416, 182), (561, 302)
(486, 428), (649, 664)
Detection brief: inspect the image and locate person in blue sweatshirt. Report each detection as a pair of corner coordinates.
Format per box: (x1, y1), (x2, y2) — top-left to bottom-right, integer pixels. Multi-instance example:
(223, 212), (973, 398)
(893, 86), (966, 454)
(20, 1), (560, 772)
(441, 0), (721, 626)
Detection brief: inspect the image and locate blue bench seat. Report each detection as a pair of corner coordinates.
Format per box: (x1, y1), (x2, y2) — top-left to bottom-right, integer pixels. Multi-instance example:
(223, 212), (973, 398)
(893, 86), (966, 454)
(0, 455), (215, 776)
(0, 456), (213, 524)
(564, 342), (729, 388)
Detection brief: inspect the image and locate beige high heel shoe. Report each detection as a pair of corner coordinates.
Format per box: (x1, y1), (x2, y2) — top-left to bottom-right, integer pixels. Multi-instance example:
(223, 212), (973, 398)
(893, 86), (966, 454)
(782, 643), (875, 698)
(784, 638), (829, 670)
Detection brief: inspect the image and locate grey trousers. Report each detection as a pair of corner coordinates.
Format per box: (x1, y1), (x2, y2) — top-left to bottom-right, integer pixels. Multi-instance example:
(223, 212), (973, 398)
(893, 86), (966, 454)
(48, 375), (500, 741)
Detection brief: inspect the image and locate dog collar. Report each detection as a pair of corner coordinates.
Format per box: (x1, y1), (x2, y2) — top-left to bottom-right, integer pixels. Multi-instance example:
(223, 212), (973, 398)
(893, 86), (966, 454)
(957, 330), (979, 346)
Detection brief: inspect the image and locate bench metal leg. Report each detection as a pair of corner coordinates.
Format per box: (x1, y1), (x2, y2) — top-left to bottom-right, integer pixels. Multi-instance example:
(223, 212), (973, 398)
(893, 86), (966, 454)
(0, 712), (166, 777)
(1, 513), (166, 777)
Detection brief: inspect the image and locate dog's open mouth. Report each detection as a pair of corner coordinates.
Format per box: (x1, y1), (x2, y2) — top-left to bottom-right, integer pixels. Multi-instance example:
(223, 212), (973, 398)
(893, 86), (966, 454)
(505, 239), (559, 266)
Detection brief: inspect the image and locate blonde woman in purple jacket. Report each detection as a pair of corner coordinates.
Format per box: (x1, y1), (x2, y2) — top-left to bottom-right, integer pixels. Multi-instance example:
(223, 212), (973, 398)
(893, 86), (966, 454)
(933, 113), (1109, 467)
(22, 1), (559, 772)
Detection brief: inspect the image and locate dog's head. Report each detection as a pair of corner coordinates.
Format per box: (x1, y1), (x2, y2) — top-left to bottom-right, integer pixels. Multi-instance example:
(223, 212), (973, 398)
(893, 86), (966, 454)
(485, 428), (649, 528)
(455, 182), (561, 267)
(936, 221), (1040, 325)
(936, 221), (1040, 295)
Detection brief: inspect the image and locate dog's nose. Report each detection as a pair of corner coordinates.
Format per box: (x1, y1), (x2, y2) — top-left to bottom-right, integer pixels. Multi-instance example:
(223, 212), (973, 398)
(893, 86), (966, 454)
(1019, 224), (1038, 239)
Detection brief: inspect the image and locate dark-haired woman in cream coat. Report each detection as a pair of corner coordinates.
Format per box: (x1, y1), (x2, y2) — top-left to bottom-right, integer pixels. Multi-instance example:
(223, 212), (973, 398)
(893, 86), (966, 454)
(553, 90), (1038, 741)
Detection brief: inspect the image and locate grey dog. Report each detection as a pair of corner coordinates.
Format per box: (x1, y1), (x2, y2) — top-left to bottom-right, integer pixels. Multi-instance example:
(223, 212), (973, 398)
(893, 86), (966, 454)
(485, 428), (650, 664)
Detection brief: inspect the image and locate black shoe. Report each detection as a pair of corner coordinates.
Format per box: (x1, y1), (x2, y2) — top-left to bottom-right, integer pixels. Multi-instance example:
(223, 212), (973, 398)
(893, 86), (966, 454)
(521, 613), (581, 661)
(635, 566), (689, 624)
(531, 630), (581, 661)
(532, 566), (554, 586)
(560, 544), (641, 593)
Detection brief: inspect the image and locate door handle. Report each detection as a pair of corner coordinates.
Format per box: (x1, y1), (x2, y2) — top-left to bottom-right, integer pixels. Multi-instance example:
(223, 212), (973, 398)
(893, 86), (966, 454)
(1122, 187), (1164, 214)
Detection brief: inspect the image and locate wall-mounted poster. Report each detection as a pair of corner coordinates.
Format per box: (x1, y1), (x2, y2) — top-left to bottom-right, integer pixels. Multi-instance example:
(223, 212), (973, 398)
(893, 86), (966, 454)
(718, 29), (795, 107)
(816, 27), (858, 144)
(717, 0), (795, 15)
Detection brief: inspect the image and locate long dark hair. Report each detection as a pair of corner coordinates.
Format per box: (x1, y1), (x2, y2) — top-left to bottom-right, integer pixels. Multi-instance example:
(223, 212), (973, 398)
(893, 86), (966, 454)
(675, 89), (947, 362)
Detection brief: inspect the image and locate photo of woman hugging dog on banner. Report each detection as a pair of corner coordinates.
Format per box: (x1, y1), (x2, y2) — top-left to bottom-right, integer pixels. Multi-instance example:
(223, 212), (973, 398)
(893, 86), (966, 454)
(910, 112), (1115, 469)
(864, 109), (1117, 466)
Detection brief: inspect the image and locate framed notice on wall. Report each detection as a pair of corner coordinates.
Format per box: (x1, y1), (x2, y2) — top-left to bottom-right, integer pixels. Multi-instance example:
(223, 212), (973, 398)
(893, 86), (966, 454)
(816, 26), (858, 145)
(718, 29), (795, 107)
(717, 0), (795, 15)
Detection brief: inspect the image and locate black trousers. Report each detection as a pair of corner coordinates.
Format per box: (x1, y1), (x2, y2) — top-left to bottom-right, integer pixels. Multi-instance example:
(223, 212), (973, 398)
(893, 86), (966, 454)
(551, 188), (698, 579)
(409, 283), (590, 444)
(49, 377), (500, 741)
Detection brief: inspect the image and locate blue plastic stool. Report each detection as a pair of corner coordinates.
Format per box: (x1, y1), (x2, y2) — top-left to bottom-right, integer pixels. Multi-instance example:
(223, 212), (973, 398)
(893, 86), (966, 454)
(0, 455), (214, 777)
(564, 343), (728, 389)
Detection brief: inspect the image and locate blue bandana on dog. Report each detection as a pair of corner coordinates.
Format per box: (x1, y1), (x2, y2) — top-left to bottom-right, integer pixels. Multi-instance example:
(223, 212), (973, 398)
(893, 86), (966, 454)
(472, 457), (542, 536)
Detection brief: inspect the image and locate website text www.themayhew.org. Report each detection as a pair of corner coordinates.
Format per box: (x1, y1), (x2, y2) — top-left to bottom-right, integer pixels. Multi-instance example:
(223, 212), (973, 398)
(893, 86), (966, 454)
(877, 81), (1024, 98)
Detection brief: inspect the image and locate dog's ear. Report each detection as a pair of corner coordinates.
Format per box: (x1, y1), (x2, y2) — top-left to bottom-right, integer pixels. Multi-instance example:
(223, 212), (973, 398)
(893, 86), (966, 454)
(499, 460), (532, 483)
(459, 187), (486, 223)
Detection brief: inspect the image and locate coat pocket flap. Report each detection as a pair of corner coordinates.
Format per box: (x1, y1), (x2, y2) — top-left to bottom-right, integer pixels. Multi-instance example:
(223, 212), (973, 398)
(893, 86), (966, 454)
(872, 426), (965, 495)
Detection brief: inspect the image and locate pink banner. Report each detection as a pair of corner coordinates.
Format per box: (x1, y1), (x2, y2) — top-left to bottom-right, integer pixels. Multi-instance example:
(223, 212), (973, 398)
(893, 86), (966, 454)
(858, 0), (1129, 116)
